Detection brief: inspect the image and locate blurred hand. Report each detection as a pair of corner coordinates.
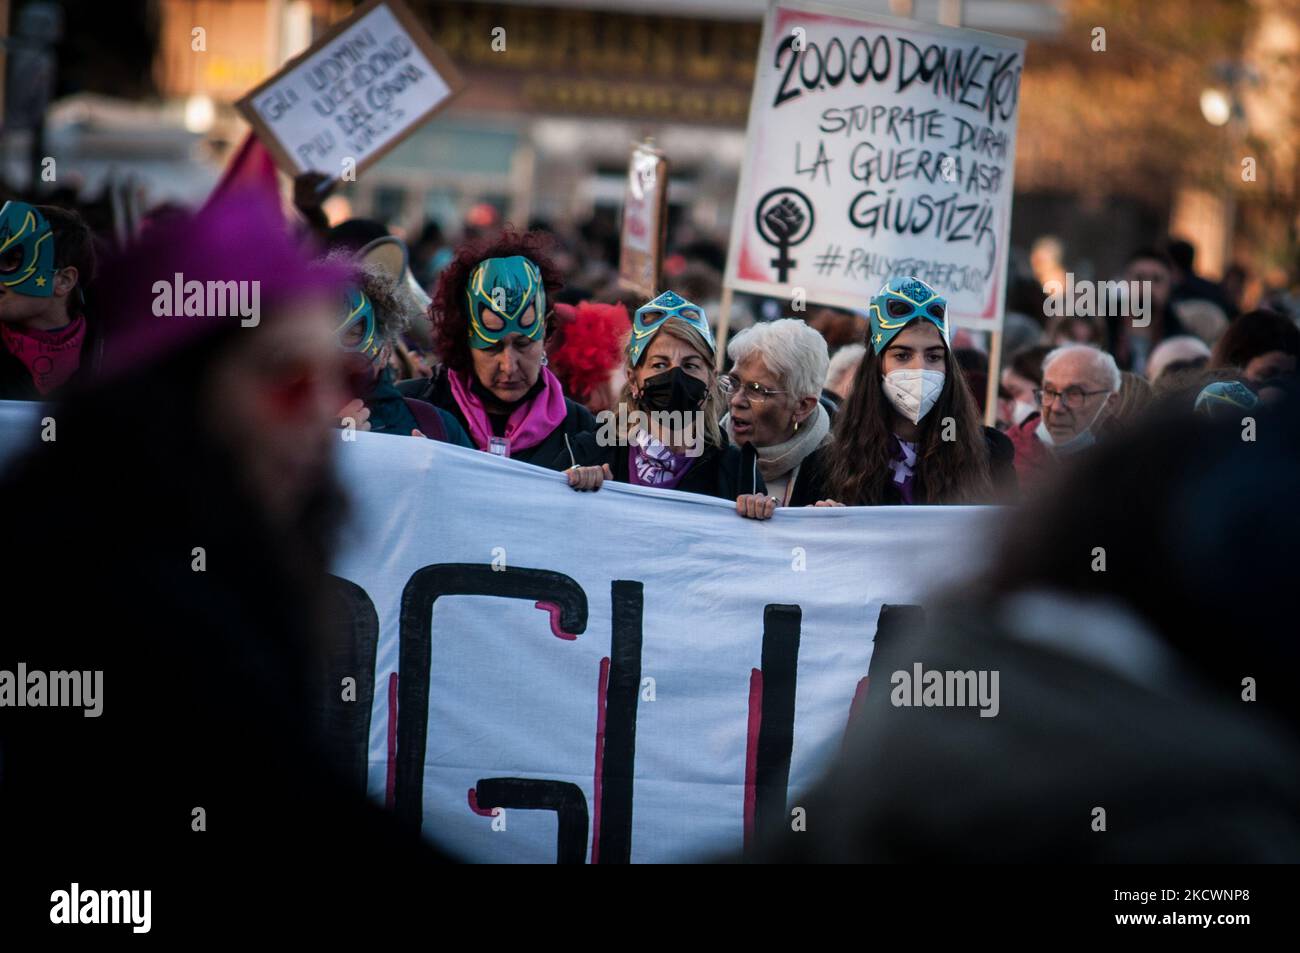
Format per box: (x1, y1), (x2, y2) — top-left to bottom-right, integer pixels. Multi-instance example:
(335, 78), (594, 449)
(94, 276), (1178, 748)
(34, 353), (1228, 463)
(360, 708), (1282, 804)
(339, 398), (371, 432)
(293, 171), (337, 215)
(812, 499), (845, 507)
(736, 493), (778, 520)
(566, 464), (611, 491)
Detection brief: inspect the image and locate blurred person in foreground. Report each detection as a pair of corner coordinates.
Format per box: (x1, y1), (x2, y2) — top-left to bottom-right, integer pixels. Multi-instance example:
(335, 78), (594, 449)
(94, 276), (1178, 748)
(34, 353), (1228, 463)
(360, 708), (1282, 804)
(757, 399), (1300, 862)
(1006, 344), (1120, 492)
(0, 191), (446, 917)
(724, 318), (833, 518)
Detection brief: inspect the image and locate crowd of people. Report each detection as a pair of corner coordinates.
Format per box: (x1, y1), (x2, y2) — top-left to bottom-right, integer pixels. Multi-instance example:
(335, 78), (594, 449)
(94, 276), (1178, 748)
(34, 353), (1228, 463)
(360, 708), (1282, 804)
(3, 176), (1296, 522)
(1, 172), (1297, 879)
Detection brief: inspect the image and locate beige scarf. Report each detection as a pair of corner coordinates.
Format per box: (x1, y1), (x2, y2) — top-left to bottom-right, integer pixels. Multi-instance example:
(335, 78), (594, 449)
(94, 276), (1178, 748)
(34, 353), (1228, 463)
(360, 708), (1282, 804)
(727, 403), (831, 484)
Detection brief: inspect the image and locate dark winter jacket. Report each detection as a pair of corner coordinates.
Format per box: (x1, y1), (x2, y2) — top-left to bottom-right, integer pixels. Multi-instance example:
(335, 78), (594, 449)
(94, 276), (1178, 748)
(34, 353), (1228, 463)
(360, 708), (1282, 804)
(567, 429), (766, 501)
(399, 366), (595, 470)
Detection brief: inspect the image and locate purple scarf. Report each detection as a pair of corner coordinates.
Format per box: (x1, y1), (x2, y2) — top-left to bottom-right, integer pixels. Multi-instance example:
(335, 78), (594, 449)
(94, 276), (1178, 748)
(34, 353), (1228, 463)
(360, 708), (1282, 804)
(628, 430), (693, 488)
(887, 434), (918, 505)
(448, 366), (569, 457)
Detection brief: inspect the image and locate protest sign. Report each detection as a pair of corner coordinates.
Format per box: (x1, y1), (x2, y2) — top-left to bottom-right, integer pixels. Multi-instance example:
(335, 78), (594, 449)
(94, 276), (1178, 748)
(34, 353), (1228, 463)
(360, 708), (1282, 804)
(618, 141), (669, 299)
(724, 1), (1024, 329)
(235, 0), (463, 178)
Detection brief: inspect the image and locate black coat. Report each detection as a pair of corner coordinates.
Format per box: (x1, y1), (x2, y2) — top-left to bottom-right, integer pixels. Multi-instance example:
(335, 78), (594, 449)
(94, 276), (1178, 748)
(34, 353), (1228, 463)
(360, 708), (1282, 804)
(784, 442), (834, 507)
(399, 367), (595, 471)
(567, 429), (766, 501)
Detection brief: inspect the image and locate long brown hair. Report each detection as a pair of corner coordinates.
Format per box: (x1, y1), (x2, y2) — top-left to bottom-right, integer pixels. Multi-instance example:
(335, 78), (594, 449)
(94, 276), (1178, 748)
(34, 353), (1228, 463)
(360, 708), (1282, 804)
(824, 332), (992, 504)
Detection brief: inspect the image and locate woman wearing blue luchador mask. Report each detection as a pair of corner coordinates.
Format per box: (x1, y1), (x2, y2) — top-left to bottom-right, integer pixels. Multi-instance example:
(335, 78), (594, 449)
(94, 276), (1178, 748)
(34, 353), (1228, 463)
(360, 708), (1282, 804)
(816, 276), (1016, 505)
(332, 258), (472, 447)
(562, 290), (766, 501)
(404, 230), (597, 469)
(0, 201), (98, 400)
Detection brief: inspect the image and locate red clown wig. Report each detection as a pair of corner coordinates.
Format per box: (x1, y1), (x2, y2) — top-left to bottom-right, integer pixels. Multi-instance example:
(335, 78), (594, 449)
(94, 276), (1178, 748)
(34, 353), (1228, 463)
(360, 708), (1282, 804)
(546, 301), (632, 403)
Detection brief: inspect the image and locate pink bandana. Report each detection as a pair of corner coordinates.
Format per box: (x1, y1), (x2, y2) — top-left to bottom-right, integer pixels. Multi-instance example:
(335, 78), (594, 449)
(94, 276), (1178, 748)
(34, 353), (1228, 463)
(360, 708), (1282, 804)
(448, 365), (569, 457)
(0, 315), (86, 395)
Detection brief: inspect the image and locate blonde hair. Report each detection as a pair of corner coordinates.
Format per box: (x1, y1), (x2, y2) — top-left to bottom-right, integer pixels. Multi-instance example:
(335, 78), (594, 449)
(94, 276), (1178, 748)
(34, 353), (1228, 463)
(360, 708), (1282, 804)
(618, 317), (724, 449)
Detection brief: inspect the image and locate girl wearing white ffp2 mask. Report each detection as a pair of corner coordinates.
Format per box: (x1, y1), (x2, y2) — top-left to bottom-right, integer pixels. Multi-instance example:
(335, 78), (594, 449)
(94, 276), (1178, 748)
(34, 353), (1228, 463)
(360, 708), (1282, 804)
(816, 276), (1018, 507)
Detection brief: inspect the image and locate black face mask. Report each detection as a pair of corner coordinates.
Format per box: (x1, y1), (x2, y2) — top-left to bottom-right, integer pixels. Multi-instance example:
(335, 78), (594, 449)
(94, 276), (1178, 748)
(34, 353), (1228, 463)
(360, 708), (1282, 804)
(639, 367), (709, 413)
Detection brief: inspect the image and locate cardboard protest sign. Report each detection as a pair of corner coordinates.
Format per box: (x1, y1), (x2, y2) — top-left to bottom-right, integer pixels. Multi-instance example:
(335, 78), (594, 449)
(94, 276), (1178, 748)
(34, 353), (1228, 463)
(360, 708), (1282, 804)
(235, 0), (463, 179)
(725, 1), (1024, 329)
(618, 142), (669, 299)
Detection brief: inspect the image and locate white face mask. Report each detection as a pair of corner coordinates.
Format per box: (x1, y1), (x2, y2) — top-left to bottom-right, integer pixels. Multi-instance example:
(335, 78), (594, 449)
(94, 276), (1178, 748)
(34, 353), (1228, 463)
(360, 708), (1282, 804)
(881, 369), (945, 424)
(1034, 413), (1097, 452)
(1011, 400), (1037, 425)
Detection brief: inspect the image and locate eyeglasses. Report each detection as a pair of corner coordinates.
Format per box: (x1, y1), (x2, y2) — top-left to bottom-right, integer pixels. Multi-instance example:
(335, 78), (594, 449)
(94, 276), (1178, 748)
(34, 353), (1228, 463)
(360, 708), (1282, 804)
(1035, 385), (1110, 409)
(719, 374), (787, 403)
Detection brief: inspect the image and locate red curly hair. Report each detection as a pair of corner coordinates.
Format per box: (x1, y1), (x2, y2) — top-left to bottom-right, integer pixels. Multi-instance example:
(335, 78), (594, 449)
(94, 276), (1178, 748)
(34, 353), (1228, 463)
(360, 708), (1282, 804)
(428, 228), (565, 373)
(546, 301), (631, 401)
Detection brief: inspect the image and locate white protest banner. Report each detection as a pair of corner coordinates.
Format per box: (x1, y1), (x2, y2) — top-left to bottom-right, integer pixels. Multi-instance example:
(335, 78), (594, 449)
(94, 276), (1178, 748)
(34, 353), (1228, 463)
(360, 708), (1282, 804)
(0, 404), (995, 862)
(235, 0), (463, 178)
(327, 433), (995, 862)
(725, 1), (1024, 329)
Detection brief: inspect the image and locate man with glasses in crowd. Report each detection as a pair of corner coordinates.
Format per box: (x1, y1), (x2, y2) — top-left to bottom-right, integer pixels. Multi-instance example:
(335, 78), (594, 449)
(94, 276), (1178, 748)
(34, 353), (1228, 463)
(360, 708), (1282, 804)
(1007, 343), (1121, 491)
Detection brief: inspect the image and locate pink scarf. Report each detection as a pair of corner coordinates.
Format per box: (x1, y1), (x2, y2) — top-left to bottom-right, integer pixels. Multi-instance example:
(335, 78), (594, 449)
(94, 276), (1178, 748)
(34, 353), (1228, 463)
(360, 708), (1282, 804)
(0, 316), (87, 395)
(448, 366), (569, 457)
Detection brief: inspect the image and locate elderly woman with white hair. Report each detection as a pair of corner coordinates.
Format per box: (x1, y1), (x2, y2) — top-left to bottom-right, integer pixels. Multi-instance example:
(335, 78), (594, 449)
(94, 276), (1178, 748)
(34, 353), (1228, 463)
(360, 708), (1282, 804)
(724, 318), (834, 519)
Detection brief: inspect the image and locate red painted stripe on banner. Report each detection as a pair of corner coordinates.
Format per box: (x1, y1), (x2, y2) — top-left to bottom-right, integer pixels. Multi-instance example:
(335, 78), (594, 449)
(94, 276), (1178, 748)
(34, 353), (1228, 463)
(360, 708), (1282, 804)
(590, 656), (611, 864)
(535, 600), (577, 640)
(743, 667), (762, 851)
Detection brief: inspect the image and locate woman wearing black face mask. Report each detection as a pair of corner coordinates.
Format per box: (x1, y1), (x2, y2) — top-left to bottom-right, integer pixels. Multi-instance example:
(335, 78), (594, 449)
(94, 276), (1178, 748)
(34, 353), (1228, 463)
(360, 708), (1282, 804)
(564, 291), (764, 500)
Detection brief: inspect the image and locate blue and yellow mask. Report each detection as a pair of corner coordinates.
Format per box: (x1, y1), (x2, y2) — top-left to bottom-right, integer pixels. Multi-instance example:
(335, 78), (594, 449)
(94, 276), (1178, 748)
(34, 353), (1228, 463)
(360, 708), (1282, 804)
(868, 277), (950, 354)
(0, 201), (55, 298)
(628, 290), (713, 366)
(337, 286), (379, 359)
(466, 256), (545, 349)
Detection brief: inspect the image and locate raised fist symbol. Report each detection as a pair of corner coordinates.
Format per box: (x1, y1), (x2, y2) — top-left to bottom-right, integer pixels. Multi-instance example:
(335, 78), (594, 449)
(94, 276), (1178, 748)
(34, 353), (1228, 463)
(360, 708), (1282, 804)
(764, 197), (805, 243)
